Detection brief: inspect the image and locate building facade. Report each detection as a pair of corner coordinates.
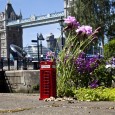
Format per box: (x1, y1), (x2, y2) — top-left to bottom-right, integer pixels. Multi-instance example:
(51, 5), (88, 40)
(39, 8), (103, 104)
(0, 2), (22, 59)
(23, 44), (51, 60)
(46, 33), (61, 56)
(46, 33), (57, 52)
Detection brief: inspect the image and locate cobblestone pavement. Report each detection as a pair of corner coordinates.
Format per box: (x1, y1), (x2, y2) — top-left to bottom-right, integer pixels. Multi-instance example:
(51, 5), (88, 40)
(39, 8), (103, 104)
(0, 93), (115, 115)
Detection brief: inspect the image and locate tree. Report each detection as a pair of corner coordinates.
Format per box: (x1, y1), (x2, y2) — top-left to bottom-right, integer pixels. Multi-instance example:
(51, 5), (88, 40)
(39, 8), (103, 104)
(107, 22), (115, 41)
(69, 0), (115, 47)
(104, 39), (115, 59)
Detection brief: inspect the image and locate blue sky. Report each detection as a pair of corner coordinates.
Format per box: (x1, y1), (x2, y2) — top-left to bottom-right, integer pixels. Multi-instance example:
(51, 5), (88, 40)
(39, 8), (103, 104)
(0, 0), (64, 47)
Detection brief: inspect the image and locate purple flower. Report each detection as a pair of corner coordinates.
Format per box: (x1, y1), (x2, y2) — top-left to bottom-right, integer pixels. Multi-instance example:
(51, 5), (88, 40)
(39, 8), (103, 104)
(64, 16), (76, 24)
(75, 52), (100, 74)
(90, 80), (99, 88)
(76, 25), (93, 35)
(46, 51), (55, 59)
(64, 16), (80, 28)
(111, 57), (115, 65)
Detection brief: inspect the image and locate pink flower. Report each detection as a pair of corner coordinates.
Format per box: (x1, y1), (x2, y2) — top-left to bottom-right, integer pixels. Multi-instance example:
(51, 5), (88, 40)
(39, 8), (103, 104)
(46, 51), (55, 59)
(76, 25), (93, 35)
(64, 16), (80, 29)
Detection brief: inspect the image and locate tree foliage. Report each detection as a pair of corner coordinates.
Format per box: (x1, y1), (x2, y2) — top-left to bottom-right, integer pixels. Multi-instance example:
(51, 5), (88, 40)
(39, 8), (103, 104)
(107, 22), (115, 41)
(70, 0), (115, 46)
(104, 39), (115, 59)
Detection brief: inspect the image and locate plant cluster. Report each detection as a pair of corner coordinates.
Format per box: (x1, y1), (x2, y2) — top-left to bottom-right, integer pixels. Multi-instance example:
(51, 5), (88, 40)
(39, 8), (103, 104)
(74, 87), (115, 101)
(74, 52), (101, 88)
(56, 16), (115, 98)
(57, 16), (101, 96)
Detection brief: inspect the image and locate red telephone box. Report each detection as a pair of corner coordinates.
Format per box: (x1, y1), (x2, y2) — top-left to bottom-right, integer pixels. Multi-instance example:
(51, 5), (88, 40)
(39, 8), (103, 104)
(39, 61), (56, 100)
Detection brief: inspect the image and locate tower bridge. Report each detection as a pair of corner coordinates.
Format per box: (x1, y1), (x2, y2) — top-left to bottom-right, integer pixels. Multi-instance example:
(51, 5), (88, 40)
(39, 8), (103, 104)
(0, 2), (65, 59)
(7, 11), (64, 28)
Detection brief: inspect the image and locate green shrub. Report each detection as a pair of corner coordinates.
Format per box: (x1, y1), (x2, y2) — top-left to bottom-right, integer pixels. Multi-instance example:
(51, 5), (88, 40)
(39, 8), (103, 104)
(74, 87), (115, 101)
(32, 84), (39, 91)
(93, 65), (112, 87)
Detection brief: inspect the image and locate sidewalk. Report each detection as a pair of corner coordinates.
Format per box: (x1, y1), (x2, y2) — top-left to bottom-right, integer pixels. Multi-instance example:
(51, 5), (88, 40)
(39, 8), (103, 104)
(0, 93), (115, 115)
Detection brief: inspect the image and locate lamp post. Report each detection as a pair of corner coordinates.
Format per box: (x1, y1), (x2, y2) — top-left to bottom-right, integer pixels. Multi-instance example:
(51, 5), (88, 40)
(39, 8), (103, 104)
(39, 33), (44, 60)
(31, 33), (44, 69)
(37, 33), (40, 67)
(31, 33), (40, 69)
(59, 16), (64, 49)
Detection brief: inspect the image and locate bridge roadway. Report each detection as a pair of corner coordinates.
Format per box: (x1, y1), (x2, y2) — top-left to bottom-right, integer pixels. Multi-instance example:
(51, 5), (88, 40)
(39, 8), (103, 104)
(0, 93), (115, 115)
(6, 11), (64, 28)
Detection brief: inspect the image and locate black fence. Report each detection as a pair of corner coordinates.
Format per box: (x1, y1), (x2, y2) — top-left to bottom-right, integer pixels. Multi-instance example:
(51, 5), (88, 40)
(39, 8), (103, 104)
(0, 58), (39, 70)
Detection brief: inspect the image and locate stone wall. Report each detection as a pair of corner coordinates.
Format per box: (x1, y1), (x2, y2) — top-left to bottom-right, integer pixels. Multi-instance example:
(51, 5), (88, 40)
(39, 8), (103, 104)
(5, 70), (40, 93)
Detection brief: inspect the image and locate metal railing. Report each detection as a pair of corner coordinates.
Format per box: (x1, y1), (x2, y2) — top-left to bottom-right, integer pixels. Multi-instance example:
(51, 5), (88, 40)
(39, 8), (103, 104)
(0, 58), (39, 71)
(7, 11), (64, 28)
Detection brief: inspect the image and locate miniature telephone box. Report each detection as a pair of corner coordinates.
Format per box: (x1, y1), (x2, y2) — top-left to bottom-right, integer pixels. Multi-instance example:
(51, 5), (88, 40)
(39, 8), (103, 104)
(39, 61), (56, 100)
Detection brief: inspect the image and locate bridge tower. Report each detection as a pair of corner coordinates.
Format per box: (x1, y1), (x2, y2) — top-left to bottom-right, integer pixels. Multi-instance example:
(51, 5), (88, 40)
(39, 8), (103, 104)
(0, 1), (22, 59)
(64, 0), (75, 17)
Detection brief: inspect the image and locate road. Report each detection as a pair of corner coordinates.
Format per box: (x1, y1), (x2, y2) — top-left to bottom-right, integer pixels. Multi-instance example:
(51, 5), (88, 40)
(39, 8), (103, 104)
(0, 93), (115, 115)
